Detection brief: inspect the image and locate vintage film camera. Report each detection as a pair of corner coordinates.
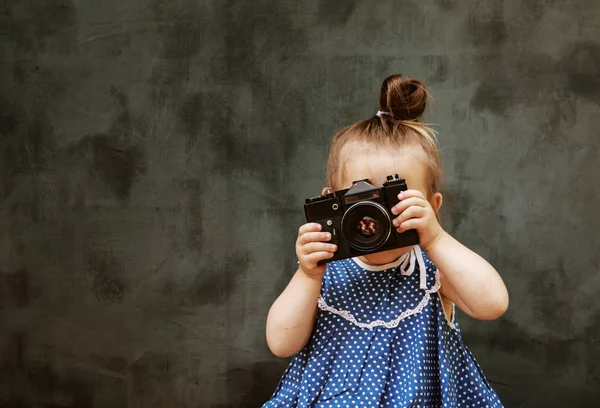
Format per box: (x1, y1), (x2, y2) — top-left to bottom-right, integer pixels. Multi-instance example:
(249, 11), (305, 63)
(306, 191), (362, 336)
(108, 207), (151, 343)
(304, 175), (419, 265)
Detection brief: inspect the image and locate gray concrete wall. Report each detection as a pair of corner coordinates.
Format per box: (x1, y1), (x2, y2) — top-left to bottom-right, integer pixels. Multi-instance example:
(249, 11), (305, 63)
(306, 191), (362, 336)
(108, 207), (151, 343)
(1, 0), (599, 406)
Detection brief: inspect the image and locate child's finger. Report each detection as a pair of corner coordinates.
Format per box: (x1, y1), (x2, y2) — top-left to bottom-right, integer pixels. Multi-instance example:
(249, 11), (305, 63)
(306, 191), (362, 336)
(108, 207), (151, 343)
(392, 196), (427, 215)
(393, 206), (425, 227)
(302, 242), (338, 254)
(397, 218), (421, 233)
(298, 231), (331, 245)
(397, 189), (426, 200)
(298, 223), (322, 237)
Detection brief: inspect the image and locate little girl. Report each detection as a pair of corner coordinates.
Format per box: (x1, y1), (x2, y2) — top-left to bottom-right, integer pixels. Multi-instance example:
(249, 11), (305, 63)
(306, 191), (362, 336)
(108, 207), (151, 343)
(263, 75), (509, 407)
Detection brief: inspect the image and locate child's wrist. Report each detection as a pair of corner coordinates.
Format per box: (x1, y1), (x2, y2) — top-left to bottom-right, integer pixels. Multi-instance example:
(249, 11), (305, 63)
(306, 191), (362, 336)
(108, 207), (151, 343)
(298, 266), (325, 283)
(422, 228), (447, 252)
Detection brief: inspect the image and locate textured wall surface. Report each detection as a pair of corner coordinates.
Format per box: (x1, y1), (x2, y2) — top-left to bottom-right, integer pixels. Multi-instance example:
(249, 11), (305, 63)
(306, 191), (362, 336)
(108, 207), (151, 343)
(1, 0), (599, 407)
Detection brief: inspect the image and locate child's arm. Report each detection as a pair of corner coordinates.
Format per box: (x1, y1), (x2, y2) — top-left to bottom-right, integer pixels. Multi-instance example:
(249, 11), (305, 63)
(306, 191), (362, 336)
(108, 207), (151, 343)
(266, 223), (337, 358)
(266, 269), (322, 357)
(425, 231), (509, 320)
(393, 190), (509, 321)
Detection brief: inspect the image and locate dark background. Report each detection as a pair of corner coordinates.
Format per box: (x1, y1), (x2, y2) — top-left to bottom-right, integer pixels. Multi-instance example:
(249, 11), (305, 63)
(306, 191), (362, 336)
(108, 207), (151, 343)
(1, 0), (599, 407)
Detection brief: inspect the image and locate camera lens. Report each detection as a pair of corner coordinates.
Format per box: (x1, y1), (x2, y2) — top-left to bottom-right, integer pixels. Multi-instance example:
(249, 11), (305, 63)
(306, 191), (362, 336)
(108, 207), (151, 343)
(341, 202), (391, 251)
(356, 216), (379, 238)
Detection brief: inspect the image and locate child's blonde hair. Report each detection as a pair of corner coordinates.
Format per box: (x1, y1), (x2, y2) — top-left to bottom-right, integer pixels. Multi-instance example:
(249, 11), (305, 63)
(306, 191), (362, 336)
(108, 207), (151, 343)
(326, 74), (441, 198)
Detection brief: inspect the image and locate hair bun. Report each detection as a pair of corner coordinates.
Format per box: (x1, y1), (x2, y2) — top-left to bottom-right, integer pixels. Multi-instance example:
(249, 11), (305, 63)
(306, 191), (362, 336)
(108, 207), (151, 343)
(378, 74), (429, 121)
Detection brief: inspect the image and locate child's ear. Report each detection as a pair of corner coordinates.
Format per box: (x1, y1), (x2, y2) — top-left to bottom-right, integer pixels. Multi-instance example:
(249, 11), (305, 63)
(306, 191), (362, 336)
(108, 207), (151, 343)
(431, 192), (443, 214)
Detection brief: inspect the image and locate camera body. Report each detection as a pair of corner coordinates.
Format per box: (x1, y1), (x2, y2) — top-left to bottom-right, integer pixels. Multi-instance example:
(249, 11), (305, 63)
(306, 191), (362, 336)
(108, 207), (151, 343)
(304, 174), (419, 265)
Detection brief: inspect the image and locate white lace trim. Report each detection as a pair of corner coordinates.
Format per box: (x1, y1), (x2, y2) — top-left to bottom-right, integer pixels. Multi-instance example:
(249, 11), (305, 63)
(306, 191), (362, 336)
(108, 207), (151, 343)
(317, 269), (441, 330)
(448, 305), (457, 330)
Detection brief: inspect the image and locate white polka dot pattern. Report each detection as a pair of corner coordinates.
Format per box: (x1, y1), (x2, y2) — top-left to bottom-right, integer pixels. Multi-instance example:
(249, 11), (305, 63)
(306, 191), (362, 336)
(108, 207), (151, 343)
(262, 248), (503, 407)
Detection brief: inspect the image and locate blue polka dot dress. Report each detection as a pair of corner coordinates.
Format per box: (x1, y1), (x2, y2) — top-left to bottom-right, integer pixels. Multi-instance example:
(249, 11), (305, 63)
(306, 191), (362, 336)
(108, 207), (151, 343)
(263, 246), (503, 407)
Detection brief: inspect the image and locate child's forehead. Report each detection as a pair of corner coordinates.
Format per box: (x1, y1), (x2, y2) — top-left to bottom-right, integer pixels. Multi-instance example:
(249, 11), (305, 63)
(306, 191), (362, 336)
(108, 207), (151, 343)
(340, 144), (428, 186)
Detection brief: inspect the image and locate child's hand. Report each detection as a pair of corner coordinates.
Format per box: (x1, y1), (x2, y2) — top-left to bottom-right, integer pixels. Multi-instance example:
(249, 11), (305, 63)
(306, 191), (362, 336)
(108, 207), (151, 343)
(392, 190), (444, 249)
(296, 223), (337, 280)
